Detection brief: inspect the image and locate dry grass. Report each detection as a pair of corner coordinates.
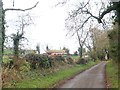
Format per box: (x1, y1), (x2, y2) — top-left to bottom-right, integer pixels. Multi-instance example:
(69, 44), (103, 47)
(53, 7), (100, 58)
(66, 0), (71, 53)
(2, 66), (23, 88)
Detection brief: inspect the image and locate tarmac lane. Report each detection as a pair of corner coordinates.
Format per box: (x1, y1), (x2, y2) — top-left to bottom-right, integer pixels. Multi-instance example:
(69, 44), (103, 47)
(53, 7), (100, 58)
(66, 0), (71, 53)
(58, 61), (107, 88)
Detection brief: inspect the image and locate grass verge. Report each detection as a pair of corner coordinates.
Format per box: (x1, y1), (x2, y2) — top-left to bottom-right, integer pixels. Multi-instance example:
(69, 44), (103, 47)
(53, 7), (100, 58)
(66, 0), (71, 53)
(12, 60), (98, 88)
(106, 60), (118, 88)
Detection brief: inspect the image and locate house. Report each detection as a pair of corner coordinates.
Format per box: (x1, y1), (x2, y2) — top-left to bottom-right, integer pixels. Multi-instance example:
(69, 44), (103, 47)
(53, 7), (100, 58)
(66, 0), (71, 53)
(46, 50), (67, 56)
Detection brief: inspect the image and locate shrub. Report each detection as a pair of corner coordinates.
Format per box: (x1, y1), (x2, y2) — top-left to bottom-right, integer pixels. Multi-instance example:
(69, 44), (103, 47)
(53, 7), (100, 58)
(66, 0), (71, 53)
(3, 55), (9, 63)
(38, 55), (51, 68)
(24, 53), (38, 69)
(77, 58), (87, 64)
(48, 56), (54, 67)
(19, 61), (31, 72)
(66, 56), (74, 64)
(53, 55), (65, 62)
(24, 53), (52, 69)
(2, 55), (14, 68)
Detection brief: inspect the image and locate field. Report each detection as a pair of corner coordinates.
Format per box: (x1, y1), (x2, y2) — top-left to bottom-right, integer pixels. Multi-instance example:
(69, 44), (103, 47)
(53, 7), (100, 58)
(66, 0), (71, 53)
(4, 49), (13, 55)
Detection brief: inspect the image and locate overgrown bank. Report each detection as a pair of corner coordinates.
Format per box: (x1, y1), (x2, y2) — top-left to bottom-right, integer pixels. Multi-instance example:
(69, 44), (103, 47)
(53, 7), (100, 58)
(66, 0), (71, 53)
(5, 60), (98, 88)
(106, 60), (118, 88)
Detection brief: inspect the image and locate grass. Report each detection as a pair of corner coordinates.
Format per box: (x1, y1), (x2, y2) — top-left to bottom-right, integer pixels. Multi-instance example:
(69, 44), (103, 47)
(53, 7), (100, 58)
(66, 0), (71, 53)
(106, 60), (118, 88)
(4, 49), (13, 55)
(13, 60), (98, 88)
(71, 55), (79, 59)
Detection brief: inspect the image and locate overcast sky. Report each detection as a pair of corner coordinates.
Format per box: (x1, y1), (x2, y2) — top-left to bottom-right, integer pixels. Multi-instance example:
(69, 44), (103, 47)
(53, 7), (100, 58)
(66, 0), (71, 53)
(3, 0), (110, 54)
(3, 0), (82, 54)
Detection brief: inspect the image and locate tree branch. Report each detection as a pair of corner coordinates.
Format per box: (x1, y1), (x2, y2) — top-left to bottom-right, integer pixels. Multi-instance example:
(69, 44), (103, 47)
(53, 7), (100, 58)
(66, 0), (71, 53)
(76, 0), (90, 12)
(70, 0), (90, 18)
(99, 5), (116, 20)
(82, 4), (116, 23)
(69, 16), (91, 36)
(55, 0), (69, 7)
(4, 1), (39, 12)
(84, 42), (92, 51)
(76, 16), (91, 32)
(82, 10), (101, 22)
(76, 31), (82, 47)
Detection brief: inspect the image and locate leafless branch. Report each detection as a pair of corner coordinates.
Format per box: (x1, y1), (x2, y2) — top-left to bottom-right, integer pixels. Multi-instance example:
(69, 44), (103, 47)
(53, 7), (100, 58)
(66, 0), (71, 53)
(13, 0), (14, 7)
(69, 0), (90, 18)
(82, 4), (116, 23)
(84, 42), (92, 51)
(55, 0), (69, 7)
(66, 15), (91, 37)
(82, 10), (100, 21)
(75, 16), (91, 32)
(71, 1), (116, 24)
(4, 1), (39, 12)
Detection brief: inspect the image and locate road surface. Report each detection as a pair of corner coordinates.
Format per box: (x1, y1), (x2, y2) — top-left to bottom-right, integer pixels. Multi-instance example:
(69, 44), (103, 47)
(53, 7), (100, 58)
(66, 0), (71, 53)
(58, 61), (107, 88)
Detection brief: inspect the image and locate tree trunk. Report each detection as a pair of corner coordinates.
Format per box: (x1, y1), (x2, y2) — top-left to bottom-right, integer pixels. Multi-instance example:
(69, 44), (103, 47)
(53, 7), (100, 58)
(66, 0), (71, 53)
(13, 39), (19, 59)
(77, 31), (83, 58)
(0, 0), (3, 64)
(80, 46), (83, 58)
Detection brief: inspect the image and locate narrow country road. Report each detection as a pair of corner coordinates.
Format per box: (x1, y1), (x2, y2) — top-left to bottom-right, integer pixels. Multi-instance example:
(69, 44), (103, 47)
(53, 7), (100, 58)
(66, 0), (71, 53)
(58, 61), (107, 88)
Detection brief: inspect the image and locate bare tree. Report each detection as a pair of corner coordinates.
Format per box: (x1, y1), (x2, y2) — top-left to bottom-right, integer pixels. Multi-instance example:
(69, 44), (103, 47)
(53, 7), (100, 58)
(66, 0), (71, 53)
(63, 0), (119, 25)
(10, 14), (33, 59)
(76, 30), (88, 57)
(65, 13), (89, 57)
(11, 32), (24, 59)
(0, 0), (39, 63)
(57, 0), (120, 62)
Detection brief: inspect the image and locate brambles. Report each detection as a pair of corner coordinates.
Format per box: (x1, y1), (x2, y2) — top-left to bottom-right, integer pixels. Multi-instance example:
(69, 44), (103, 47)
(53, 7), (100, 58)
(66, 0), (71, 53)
(53, 55), (65, 62)
(66, 56), (74, 64)
(24, 54), (66, 69)
(19, 61), (31, 73)
(77, 58), (87, 64)
(24, 54), (50, 69)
